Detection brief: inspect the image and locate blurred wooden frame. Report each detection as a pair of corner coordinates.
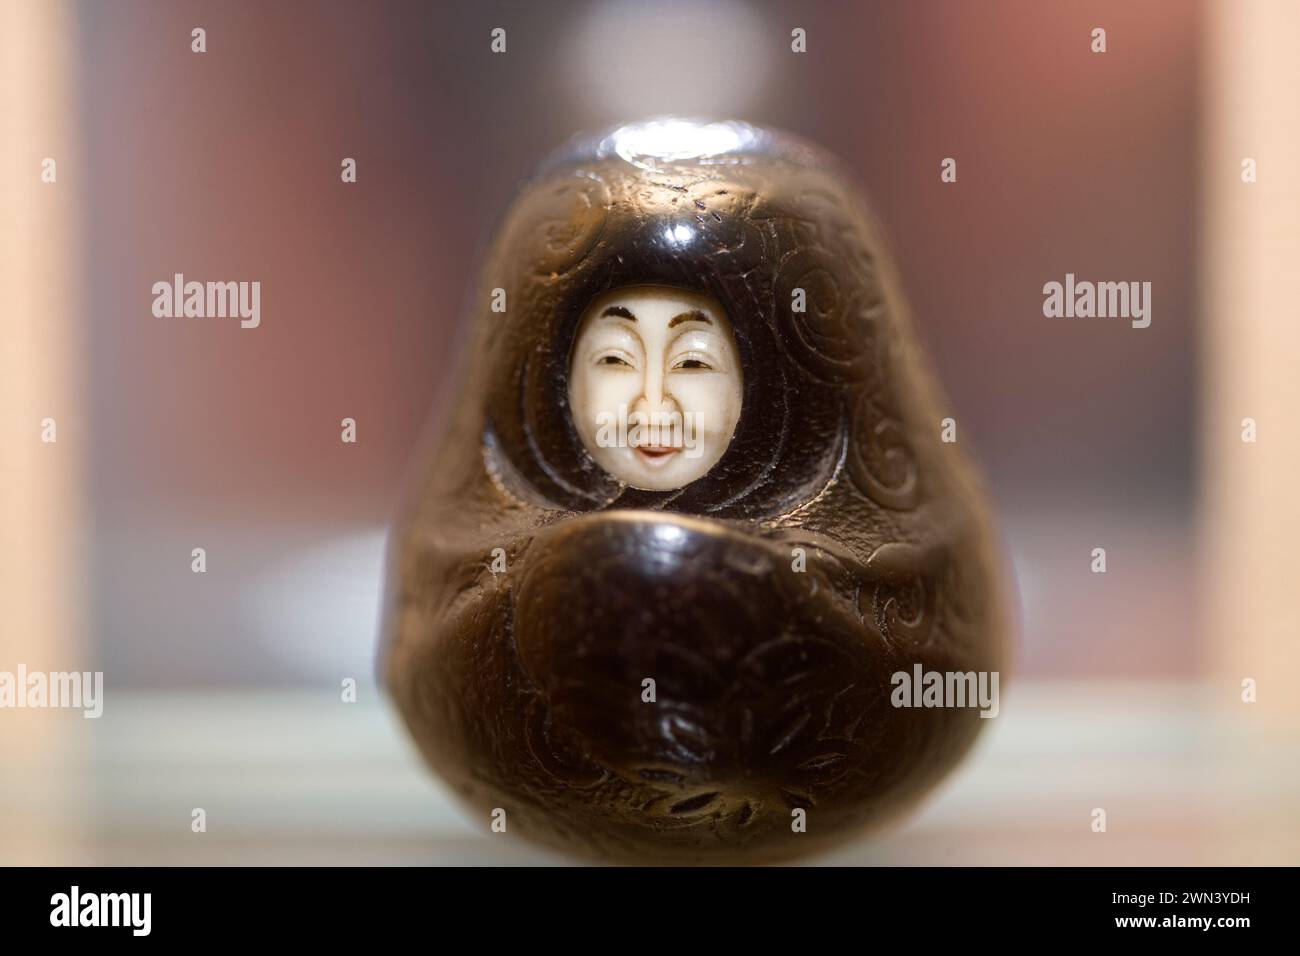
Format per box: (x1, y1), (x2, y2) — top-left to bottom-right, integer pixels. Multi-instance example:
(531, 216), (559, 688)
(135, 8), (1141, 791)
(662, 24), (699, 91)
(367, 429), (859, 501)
(1201, 0), (1300, 724)
(0, 0), (88, 862)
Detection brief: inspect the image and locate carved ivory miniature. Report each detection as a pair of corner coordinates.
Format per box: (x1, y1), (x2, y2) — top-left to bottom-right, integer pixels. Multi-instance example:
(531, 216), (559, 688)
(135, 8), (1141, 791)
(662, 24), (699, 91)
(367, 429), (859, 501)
(384, 120), (1011, 864)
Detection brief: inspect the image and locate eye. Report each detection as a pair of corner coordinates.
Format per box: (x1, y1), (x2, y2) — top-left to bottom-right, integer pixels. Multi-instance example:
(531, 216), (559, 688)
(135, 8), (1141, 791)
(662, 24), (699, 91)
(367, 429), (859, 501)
(672, 356), (714, 371)
(596, 353), (633, 368)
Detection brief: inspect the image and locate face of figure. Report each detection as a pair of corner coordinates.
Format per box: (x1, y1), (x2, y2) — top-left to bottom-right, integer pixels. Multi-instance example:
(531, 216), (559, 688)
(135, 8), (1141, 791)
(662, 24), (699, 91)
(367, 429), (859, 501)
(569, 286), (743, 491)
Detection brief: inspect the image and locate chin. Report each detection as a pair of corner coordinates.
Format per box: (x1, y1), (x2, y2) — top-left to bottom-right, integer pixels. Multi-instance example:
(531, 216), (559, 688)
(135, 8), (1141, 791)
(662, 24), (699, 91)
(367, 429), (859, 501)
(599, 450), (691, 492)
(626, 468), (692, 492)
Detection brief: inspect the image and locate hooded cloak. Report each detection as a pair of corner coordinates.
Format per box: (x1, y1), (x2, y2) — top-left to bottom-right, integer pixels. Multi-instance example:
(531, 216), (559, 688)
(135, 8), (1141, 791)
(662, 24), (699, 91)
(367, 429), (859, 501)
(385, 120), (1009, 863)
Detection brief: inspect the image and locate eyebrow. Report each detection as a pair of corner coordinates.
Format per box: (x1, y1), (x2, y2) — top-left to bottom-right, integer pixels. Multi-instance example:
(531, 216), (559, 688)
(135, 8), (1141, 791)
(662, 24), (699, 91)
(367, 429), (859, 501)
(601, 305), (635, 321)
(668, 309), (711, 328)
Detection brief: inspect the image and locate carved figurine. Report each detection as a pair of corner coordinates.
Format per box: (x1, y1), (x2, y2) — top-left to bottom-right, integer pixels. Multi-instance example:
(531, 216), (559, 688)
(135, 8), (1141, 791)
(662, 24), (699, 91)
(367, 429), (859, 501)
(384, 119), (1011, 863)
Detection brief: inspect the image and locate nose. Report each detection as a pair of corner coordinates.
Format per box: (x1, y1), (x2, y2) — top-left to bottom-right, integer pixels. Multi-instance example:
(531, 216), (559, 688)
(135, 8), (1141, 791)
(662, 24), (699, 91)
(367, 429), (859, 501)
(633, 363), (679, 417)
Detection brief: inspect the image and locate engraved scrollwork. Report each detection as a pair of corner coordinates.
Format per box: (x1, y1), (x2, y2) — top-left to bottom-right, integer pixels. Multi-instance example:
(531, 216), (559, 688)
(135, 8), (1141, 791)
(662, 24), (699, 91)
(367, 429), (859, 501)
(772, 243), (879, 384)
(522, 692), (606, 789)
(502, 171), (611, 279)
(846, 388), (920, 510)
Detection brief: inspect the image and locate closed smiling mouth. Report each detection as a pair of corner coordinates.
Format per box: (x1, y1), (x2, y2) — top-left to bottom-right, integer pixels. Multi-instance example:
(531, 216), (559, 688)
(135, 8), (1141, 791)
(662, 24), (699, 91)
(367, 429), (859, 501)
(635, 445), (680, 464)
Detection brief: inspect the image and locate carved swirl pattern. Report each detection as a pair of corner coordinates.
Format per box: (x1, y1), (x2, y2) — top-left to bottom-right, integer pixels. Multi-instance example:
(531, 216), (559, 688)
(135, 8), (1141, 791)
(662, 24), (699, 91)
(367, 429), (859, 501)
(868, 569), (935, 648)
(859, 532), (996, 661)
(846, 389), (921, 511)
(772, 242), (879, 385)
(762, 184), (922, 513)
(502, 171), (611, 278)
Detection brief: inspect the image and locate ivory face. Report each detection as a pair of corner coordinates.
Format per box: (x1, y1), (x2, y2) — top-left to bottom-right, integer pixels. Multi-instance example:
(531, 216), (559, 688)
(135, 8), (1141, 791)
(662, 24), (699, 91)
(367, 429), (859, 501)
(568, 285), (743, 491)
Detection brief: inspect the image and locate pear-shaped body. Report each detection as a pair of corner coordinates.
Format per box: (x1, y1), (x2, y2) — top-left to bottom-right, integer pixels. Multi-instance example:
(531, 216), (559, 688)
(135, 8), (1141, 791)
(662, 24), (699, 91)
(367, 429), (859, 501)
(384, 120), (1011, 863)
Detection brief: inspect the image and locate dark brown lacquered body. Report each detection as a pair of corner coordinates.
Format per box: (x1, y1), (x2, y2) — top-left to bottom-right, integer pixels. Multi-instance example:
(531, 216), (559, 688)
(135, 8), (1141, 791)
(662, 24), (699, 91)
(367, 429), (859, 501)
(384, 121), (1010, 863)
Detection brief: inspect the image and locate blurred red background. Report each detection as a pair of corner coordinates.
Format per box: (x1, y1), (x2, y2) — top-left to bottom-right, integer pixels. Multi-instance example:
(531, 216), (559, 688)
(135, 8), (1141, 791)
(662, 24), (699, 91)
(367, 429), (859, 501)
(75, 0), (1199, 683)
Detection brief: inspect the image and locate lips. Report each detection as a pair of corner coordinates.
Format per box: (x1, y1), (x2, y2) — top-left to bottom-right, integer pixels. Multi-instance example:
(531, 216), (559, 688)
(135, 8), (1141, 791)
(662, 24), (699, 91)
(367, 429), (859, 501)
(635, 445), (680, 466)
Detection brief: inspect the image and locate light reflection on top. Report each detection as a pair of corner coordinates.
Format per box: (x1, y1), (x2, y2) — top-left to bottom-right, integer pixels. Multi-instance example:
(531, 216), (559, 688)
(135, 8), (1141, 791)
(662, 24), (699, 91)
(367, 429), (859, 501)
(605, 119), (758, 171)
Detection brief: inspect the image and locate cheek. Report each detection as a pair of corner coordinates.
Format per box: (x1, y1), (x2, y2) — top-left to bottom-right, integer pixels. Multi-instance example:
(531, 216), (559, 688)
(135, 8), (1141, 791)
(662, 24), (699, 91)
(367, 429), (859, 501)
(575, 367), (640, 419)
(668, 375), (741, 431)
